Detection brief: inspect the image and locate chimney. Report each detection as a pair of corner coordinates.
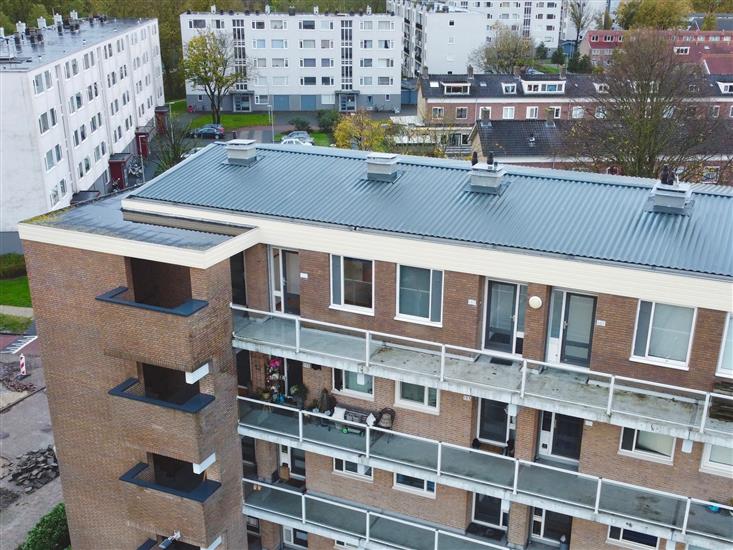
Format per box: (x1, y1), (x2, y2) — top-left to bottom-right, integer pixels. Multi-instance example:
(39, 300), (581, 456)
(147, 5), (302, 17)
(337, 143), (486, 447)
(420, 64), (428, 79)
(37, 17), (46, 29)
(265, 5), (271, 14)
(367, 5), (373, 15)
(314, 5), (319, 14)
(70, 10), (78, 20)
(366, 152), (399, 181)
(210, 5), (217, 14)
(649, 165), (693, 214)
(513, 65), (521, 77)
(544, 107), (556, 127)
(226, 139), (257, 165)
(16, 22), (26, 35)
(289, 7), (296, 16)
(467, 64), (474, 80)
(528, 132), (536, 147)
(53, 14), (63, 26)
(0, 27), (4, 38)
(559, 66), (566, 78)
(469, 152), (506, 194)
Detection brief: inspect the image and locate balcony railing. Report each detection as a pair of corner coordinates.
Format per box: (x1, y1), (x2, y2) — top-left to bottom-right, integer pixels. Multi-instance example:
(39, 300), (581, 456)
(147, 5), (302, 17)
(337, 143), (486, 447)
(238, 397), (733, 549)
(244, 479), (507, 550)
(231, 305), (733, 446)
(109, 378), (215, 413)
(120, 463), (221, 503)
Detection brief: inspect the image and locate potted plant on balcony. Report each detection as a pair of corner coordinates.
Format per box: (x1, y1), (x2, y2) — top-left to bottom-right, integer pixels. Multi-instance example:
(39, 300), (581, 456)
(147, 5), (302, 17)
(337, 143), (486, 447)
(290, 383), (309, 409)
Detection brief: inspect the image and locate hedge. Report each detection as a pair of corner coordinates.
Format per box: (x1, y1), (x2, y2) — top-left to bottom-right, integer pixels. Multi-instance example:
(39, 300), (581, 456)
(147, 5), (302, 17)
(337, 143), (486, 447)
(20, 503), (70, 550)
(0, 253), (26, 279)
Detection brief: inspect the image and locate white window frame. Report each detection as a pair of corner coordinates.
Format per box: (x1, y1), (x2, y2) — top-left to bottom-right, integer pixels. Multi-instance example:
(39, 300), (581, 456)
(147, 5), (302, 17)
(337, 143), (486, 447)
(607, 526), (659, 549)
(395, 264), (443, 326)
(716, 313), (733, 378)
(482, 280), (527, 358)
(393, 472), (436, 498)
(618, 427), (675, 464)
(332, 369), (374, 401)
(432, 106), (444, 119)
(455, 106), (468, 119)
(699, 443), (733, 477)
(503, 106), (515, 119)
(526, 106), (539, 119)
(283, 526), (308, 548)
(395, 381), (439, 413)
(630, 300), (696, 369)
(333, 458), (373, 480)
(330, 255), (375, 315)
(472, 493), (508, 530)
(571, 106), (584, 119)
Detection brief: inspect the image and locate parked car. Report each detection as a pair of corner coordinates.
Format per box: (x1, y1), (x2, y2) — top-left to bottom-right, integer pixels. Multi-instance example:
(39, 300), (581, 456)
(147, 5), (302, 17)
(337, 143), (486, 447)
(201, 123), (225, 134)
(284, 131), (314, 143)
(281, 138), (313, 146)
(191, 127), (224, 139)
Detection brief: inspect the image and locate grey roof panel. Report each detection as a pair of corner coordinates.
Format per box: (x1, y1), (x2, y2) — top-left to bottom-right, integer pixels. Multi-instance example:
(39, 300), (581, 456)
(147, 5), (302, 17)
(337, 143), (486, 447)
(130, 144), (733, 278)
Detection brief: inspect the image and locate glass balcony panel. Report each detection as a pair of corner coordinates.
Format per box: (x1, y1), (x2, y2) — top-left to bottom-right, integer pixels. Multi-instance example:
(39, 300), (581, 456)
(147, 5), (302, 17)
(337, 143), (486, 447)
(298, 319), (367, 363)
(369, 429), (438, 471)
(243, 481), (303, 520)
(305, 497), (367, 536)
(685, 501), (733, 541)
(598, 480), (687, 529)
(238, 399), (300, 439)
(516, 463), (596, 509)
(233, 310), (297, 350)
(301, 412), (367, 454)
(440, 446), (515, 489)
(369, 515), (435, 550)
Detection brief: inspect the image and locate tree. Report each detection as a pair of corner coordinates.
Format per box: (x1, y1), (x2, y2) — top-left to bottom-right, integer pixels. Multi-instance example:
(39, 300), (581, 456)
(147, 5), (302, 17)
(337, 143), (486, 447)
(470, 25), (534, 74)
(0, 12), (15, 33)
(151, 114), (195, 175)
(617, 0), (691, 29)
(182, 31), (244, 124)
(691, 0), (733, 11)
(535, 43), (548, 60)
(567, 51), (593, 73)
(565, 31), (727, 180)
(26, 3), (49, 26)
(333, 110), (392, 151)
(568, 0), (594, 53)
(551, 47), (566, 65)
(20, 502), (69, 550)
(316, 110), (341, 133)
(594, 8), (614, 30)
(701, 12), (717, 29)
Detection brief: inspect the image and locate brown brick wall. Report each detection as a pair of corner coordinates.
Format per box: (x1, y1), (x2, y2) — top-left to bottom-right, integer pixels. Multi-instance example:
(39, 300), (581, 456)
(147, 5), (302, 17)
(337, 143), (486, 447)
(523, 284), (552, 362)
(259, 519), (283, 550)
(23, 241), (245, 549)
(569, 517), (683, 550)
(245, 244), (270, 311)
(305, 452), (471, 530)
(506, 503), (531, 548)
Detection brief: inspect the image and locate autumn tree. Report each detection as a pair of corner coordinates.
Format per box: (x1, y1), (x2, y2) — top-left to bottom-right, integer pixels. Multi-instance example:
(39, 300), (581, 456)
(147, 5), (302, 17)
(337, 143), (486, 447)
(565, 31), (727, 180)
(333, 110), (392, 151)
(470, 25), (534, 74)
(691, 0), (733, 11)
(617, 0), (691, 29)
(183, 31), (247, 124)
(568, 0), (594, 52)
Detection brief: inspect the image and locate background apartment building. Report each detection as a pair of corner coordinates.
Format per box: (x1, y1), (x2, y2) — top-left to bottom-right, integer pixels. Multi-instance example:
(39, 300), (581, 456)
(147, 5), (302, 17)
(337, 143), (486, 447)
(180, 6), (401, 113)
(20, 141), (733, 550)
(0, 13), (164, 253)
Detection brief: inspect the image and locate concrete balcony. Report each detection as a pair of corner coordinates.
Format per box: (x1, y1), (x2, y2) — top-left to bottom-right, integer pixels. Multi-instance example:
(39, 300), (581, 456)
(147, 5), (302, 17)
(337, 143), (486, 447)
(120, 462), (224, 547)
(243, 479), (510, 550)
(231, 306), (733, 447)
(97, 287), (212, 369)
(238, 397), (733, 550)
(109, 378), (216, 462)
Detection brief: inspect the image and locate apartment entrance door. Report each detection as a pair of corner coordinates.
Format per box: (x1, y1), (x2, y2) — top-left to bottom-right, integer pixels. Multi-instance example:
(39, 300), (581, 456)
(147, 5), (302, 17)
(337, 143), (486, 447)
(271, 248), (300, 315)
(546, 290), (596, 367)
(538, 411), (584, 463)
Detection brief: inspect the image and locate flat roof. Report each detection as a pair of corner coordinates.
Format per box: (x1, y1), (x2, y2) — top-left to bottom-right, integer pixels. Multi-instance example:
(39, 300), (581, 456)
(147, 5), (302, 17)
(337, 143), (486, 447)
(0, 18), (154, 72)
(125, 144), (733, 279)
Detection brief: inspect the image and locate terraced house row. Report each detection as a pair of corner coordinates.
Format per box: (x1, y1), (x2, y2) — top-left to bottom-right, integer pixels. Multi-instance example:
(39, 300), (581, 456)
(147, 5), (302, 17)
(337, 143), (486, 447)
(20, 141), (733, 550)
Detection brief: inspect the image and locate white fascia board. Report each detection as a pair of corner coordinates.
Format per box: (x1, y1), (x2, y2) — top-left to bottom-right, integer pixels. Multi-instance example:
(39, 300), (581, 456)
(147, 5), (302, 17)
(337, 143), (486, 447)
(17, 222), (261, 270)
(186, 362), (209, 384)
(192, 452), (216, 475)
(201, 536), (222, 550)
(121, 199), (733, 311)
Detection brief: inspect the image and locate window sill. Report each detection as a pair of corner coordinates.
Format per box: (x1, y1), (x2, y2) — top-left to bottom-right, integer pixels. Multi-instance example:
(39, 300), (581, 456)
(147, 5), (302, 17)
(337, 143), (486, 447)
(699, 463), (733, 478)
(333, 471), (374, 483)
(332, 388), (374, 402)
(628, 356), (689, 371)
(393, 315), (442, 328)
(714, 369), (733, 380)
(477, 438), (508, 448)
(618, 449), (674, 466)
(329, 305), (375, 317)
(392, 484), (436, 499)
(394, 399), (440, 416)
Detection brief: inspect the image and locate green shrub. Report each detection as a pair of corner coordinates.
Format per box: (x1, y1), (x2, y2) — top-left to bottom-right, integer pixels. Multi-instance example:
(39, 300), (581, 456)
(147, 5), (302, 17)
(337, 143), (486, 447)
(288, 117), (312, 132)
(0, 253), (26, 279)
(21, 503), (70, 550)
(316, 110), (341, 133)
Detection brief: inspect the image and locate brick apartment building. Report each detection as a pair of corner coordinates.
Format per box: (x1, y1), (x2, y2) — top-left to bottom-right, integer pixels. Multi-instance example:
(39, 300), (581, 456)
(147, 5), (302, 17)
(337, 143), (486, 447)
(20, 142), (733, 550)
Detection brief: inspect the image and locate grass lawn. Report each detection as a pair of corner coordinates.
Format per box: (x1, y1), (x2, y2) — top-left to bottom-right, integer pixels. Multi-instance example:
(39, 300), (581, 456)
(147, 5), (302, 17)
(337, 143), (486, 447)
(0, 313), (32, 334)
(191, 112), (272, 131)
(537, 64), (561, 74)
(169, 98), (187, 114)
(275, 131), (333, 146)
(0, 276), (32, 307)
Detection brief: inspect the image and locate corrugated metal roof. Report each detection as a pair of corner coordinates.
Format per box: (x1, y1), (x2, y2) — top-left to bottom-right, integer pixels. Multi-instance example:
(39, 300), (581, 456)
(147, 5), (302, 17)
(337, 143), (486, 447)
(130, 144), (733, 278)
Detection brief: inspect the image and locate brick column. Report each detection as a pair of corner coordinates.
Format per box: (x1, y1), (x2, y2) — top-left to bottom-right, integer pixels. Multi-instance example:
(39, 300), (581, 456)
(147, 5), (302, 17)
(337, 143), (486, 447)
(507, 406), (541, 549)
(507, 503), (532, 549)
(259, 520), (283, 550)
(255, 440), (280, 482)
(522, 283), (552, 362)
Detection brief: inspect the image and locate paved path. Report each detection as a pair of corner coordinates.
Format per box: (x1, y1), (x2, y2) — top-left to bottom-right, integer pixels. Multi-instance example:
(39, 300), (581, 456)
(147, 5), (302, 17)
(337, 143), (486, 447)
(0, 306), (33, 318)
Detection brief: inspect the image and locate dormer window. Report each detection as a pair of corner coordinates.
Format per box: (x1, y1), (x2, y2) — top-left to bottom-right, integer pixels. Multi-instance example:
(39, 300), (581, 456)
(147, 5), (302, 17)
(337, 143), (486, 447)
(522, 81), (565, 94)
(590, 34), (599, 42)
(443, 83), (471, 95)
(719, 82), (733, 94)
(502, 83), (517, 94)
(674, 46), (689, 55)
(604, 34), (613, 41)
(594, 83), (609, 93)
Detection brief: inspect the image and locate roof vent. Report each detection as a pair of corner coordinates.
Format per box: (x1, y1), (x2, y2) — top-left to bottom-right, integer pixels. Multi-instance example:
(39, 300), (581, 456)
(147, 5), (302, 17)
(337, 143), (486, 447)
(649, 165), (692, 214)
(469, 152), (506, 194)
(366, 152), (399, 181)
(226, 139), (257, 165)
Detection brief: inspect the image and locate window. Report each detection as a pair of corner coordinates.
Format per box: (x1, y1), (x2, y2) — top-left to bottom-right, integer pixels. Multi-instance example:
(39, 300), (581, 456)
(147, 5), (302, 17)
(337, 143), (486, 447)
(717, 314), (733, 378)
(272, 58), (288, 68)
(300, 39), (316, 48)
(394, 473), (435, 497)
(301, 58), (317, 68)
(632, 301), (695, 367)
(254, 58), (267, 68)
(321, 40), (333, 48)
(397, 265), (442, 323)
(321, 58), (334, 67)
(300, 20), (316, 30)
(252, 20), (265, 29)
(378, 20), (393, 30)
(396, 382), (438, 411)
(595, 106), (606, 119)
(272, 39), (287, 48)
(44, 148), (56, 171)
(255, 95), (269, 105)
(333, 369), (373, 398)
(456, 107), (468, 119)
(532, 508), (573, 543)
(478, 107), (492, 120)
(59, 179), (67, 196)
(710, 105), (720, 118)
(607, 526), (658, 549)
(283, 527), (308, 548)
(571, 106), (584, 119)
(700, 443), (733, 477)
(432, 107), (444, 119)
(484, 281), (527, 354)
(619, 428), (675, 463)
(473, 494), (508, 528)
(252, 39), (266, 49)
(331, 256), (373, 312)
(270, 19), (286, 29)
(550, 106), (561, 119)
(334, 458), (372, 479)
(39, 112), (52, 134)
(503, 106), (515, 119)
(361, 40), (373, 48)
(477, 398), (510, 444)
(301, 77), (317, 86)
(526, 106), (539, 119)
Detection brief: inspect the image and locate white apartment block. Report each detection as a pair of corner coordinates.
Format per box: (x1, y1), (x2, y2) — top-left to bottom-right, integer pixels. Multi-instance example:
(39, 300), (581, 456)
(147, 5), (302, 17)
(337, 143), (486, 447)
(0, 13), (164, 252)
(388, 0), (563, 77)
(180, 5), (402, 113)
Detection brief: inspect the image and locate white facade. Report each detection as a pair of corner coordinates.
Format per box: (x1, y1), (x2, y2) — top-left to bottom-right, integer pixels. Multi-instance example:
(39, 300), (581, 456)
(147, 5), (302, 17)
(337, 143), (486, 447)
(180, 7), (401, 113)
(0, 15), (164, 245)
(388, 0), (563, 76)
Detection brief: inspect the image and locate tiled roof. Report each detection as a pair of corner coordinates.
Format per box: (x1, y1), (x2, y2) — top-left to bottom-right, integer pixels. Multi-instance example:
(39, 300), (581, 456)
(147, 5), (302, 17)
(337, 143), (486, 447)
(127, 144), (733, 278)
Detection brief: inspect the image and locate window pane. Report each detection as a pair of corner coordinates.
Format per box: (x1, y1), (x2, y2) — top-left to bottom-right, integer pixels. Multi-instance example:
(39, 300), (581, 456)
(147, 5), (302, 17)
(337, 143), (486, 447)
(344, 371), (373, 394)
(719, 315), (733, 374)
(399, 266), (430, 318)
(549, 290), (563, 338)
(291, 448), (306, 476)
(562, 294), (595, 366)
(474, 494), (502, 525)
(517, 285), (528, 333)
(331, 255), (342, 305)
(430, 270), (442, 322)
(486, 282), (516, 352)
(649, 304), (694, 362)
(400, 381), (425, 403)
(479, 399), (507, 442)
(427, 387), (437, 407)
(634, 301), (652, 356)
(542, 510), (572, 542)
(709, 444), (733, 466)
(620, 427), (635, 451)
(396, 473), (425, 490)
(343, 257), (372, 308)
(636, 431), (674, 457)
(621, 529), (658, 547)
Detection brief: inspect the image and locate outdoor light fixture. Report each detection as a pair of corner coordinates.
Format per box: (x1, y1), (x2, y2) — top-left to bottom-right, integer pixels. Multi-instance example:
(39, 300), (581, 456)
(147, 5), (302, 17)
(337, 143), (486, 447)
(528, 296), (543, 309)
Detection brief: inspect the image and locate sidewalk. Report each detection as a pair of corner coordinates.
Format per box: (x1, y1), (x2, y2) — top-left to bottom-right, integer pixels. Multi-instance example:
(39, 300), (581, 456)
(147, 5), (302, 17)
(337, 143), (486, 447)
(0, 306), (33, 318)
